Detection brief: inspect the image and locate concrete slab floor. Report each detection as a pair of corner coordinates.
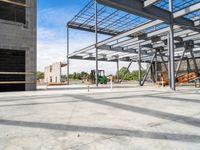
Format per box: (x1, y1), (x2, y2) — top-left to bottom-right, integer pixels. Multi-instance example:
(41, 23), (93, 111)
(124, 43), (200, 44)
(0, 85), (200, 150)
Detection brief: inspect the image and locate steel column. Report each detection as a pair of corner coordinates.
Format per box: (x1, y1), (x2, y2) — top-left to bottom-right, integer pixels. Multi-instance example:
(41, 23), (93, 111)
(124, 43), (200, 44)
(169, 0), (175, 90)
(138, 44), (142, 86)
(117, 59), (120, 82)
(67, 27), (70, 85)
(167, 33), (171, 87)
(155, 50), (158, 82)
(95, 1), (99, 87)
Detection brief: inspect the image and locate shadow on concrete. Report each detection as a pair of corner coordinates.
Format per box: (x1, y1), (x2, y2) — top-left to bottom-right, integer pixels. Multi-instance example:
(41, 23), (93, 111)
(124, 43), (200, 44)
(147, 95), (200, 104)
(0, 90), (145, 102)
(1, 89), (200, 128)
(38, 85), (137, 91)
(1, 89), (200, 106)
(0, 119), (199, 143)
(69, 95), (200, 128)
(104, 94), (200, 104)
(0, 100), (82, 107)
(1, 91), (200, 114)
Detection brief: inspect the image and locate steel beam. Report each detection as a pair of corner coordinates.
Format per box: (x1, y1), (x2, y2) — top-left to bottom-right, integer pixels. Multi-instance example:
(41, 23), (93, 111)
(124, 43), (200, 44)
(69, 45), (95, 57)
(144, 0), (161, 8)
(112, 38), (140, 48)
(158, 49), (168, 71)
(96, 1), (200, 48)
(82, 53), (93, 59)
(69, 56), (118, 62)
(175, 48), (186, 77)
(173, 2), (200, 19)
(99, 45), (136, 53)
(68, 23), (118, 36)
(121, 59), (134, 82)
(69, 2), (200, 58)
(96, 0), (197, 27)
(186, 56), (191, 73)
(189, 46), (199, 73)
(108, 55), (119, 61)
(127, 27), (194, 50)
(97, 20), (163, 47)
(119, 53), (137, 59)
(141, 53), (156, 86)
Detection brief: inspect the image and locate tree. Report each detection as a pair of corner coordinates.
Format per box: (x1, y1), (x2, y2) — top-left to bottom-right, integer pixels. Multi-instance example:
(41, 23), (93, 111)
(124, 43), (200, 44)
(124, 72), (133, 80)
(81, 71), (88, 78)
(61, 75), (67, 80)
(36, 71), (44, 80)
(131, 71), (139, 80)
(116, 67), (146, 81)
(72, 72), (77, 80)
(117, 67), (130, 80)
(76, 73), (82, 80)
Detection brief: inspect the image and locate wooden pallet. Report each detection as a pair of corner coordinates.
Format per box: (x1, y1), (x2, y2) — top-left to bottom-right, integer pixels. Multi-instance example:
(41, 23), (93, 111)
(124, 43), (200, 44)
(48, 82), (66, 86)
(156, 80), (169, 87)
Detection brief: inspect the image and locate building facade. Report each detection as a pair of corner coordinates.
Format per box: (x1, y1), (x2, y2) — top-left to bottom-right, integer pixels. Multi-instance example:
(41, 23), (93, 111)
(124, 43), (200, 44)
(44, 62), (67, 83)
(0, 0), (37, 91)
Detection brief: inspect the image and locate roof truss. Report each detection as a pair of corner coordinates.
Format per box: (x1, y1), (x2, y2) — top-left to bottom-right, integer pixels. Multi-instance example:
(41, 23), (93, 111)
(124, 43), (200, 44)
(67, 0), (200, 63)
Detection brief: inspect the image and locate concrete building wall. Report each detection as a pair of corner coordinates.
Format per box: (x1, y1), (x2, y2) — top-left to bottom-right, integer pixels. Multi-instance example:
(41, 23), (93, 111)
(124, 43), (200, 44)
(0, 0), (37, 91)
(44, 62), (61, 83)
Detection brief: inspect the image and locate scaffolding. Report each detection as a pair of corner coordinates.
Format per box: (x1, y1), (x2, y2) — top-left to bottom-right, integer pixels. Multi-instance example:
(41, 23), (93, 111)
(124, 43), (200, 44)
(66, 0), (200, 90)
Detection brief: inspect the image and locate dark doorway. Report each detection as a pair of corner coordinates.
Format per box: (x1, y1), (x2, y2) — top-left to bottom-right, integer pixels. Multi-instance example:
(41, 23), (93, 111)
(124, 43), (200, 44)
(0, 49), (25, 92)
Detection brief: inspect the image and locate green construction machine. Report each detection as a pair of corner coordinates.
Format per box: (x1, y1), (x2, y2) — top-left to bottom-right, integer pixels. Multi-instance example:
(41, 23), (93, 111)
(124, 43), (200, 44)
(90, 70), (108, 84)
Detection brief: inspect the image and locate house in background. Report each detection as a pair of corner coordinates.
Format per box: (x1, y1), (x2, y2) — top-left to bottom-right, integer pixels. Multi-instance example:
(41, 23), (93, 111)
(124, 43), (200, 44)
(44, 62), (67, 83)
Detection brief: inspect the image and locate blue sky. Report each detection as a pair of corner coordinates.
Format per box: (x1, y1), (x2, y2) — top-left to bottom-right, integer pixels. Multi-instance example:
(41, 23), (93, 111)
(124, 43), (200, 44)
(37, 0), (141, 74)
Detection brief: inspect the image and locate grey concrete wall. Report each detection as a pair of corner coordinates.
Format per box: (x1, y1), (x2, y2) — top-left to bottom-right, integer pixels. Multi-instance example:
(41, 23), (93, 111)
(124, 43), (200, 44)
(0, 0), (37, 91)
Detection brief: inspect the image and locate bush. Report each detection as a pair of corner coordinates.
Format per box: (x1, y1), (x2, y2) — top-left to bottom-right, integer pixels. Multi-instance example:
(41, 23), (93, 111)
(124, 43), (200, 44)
(37, 71), (44, 80)
(71, 72), (89, 80)
(116, 67), (146, 81)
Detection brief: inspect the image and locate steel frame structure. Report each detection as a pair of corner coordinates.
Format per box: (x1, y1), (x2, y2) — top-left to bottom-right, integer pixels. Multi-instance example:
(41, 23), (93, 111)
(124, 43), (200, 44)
(66, 0), (200, 90)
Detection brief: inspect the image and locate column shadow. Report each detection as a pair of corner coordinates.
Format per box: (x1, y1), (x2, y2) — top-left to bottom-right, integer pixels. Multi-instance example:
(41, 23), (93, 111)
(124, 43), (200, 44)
(69, 95), (200, 128)
(0, 119), (199, 143)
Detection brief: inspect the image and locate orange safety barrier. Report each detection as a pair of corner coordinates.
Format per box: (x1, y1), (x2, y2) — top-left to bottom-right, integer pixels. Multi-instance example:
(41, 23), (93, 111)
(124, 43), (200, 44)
(176, 72), (198, 84)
